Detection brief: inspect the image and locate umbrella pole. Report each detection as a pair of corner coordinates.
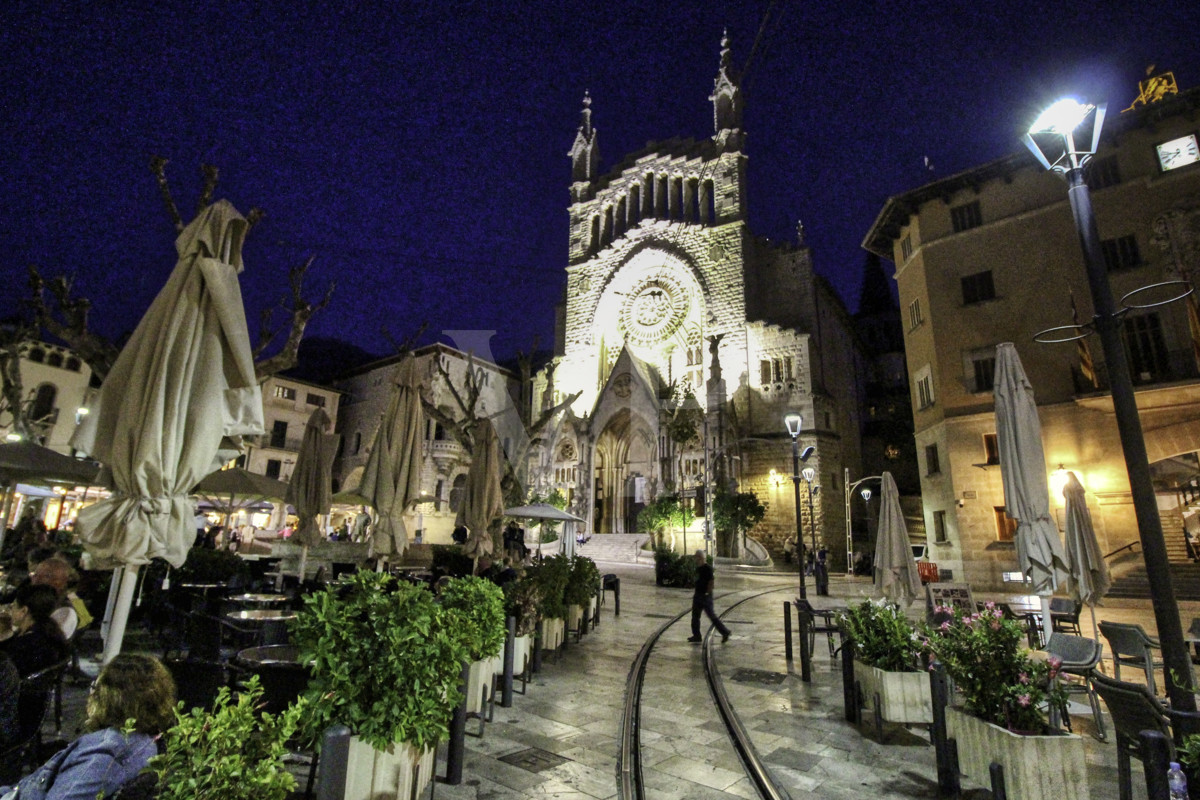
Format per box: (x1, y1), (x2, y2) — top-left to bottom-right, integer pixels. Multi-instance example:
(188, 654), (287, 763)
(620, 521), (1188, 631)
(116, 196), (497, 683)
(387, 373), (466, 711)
(1039, 595), (1053, 647)
(0, 483), (16, 554)
(298, 545), (309, 582)
(100, 566), (122, 643)
(102, 565), (140, 665)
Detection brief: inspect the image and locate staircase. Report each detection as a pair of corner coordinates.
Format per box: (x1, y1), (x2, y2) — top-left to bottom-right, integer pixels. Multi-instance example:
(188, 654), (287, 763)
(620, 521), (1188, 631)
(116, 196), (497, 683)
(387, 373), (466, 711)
(1107, 562), (1200, 600)
(576, 533), (650, 564)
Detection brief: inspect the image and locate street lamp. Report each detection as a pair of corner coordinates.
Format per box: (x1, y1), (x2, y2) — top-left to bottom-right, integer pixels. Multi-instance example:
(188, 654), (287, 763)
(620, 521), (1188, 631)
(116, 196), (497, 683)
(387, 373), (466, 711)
(801, 466), (817, 557)
(844, 471), (881, 575)
(1023, 97), (1195, 712)
(785, 413), (813, 599)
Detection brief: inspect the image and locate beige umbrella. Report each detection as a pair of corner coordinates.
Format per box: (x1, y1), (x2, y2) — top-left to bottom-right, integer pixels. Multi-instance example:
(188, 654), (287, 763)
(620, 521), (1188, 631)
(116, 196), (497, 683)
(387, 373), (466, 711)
(193, 467), (290, 523)
(456, 417), (504, 563)
(71, 200), (264, 663)
(285, 407), (340, 579)
(1063, 471), (1111, 641)
(994, 342), (1069, 644)
(0, 441), (102, 553)
(504, 503), (584, 559)
(872, 471), (921, 606)
(359, 355), (423, 563)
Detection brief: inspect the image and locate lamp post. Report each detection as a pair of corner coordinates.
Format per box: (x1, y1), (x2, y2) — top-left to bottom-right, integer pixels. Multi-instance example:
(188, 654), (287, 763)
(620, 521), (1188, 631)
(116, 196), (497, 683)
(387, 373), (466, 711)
(784, 413), (812, 599)
(801, 466), (818, 557)
(844, 471), (882, 575)
(1023, 98), (1195, 712)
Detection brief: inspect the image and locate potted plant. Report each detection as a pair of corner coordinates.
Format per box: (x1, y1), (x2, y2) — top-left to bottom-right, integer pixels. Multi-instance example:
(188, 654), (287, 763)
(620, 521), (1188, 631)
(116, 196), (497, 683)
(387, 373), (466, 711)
(924, 602), (1083, 800)
(503, 575), (541, 677)
(290, 571), (467, 800)
(525, 554), (570, 652)
(440, 576), (506, 715)
(150, 676), (304, 800)
(839, 599), (931, 726)
(564, 556), (601, 634)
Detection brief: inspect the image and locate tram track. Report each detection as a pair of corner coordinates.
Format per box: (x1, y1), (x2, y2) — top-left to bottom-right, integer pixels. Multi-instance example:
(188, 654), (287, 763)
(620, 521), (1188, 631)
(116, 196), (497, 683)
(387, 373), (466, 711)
(617, 583), (795, 800)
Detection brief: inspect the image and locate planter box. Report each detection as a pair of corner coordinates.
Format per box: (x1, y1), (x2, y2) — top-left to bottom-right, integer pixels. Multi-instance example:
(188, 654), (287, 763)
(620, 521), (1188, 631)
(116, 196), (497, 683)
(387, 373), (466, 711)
(541, 617), (564, 651)
(465, 656), (500, 715)
(344, 736), (436, 800)
(946, 706), (1087, 800)
(567, 604), (584, 632)
(512, 633), (531, 675)
(853, 661), (932, 724)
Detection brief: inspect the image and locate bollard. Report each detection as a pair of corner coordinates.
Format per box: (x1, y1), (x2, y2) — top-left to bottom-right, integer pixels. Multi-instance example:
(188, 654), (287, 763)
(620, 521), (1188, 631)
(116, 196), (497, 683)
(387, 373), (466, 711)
(795, 601), (812, 683)
(444, 661), (470, 785)
(840, 630), (857, 722)
(783, 601), (793, 666)
(929, 661), (960, 797)
(1140, 729), (1172, 800)
(532, 625), (543, 673)
(501, 615), (516, 708)
(315, 724), (351, 800)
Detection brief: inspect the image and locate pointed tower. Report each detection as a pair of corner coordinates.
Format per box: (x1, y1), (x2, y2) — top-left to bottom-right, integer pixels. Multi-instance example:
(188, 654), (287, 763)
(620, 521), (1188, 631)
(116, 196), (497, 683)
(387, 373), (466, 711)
(568, 91), (600, 203)
(709, 31), (744, 149)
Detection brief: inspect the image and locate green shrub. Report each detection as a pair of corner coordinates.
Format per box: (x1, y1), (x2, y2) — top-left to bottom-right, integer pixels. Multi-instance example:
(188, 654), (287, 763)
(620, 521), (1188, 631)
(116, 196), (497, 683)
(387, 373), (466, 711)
(150, 676), (303, 800)
(290, 571), (468, 751)
(565, 556), (601, 608)
(440, 576), (506, 661)
(431, 544), (473, 577)
(175, 548), (249, 584)
(503, 576), (541, 637)
(525, 554), (571, 620)
(653, 546), (697, 588)
(838, 599), (923, 672)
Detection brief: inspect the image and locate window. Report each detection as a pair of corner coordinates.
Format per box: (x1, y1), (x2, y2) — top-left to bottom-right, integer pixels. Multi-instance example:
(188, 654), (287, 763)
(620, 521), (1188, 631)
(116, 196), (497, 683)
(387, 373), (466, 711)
(760, 360), (771, 385)
(924, 443), (940, 475)
(449, 474), (468, 513)
(305, 393), (326, 407)
(1122, 313), (1170, 383)
(353, 431), (362, 455)
(265, 459), (282, 479)
(65, 357), (81, 372)
(434, 479), (445, 510)
(784, 357), (793, 380)
(983, 433), (1000, 465)
(900, 235), (913, 262)
(772, 359), (783, 383)
(994, 506), (1017, 542)
(933, 510), (948, 543)
(46, 352), (63, 368)
(30, 383), (57, 424)
(961, 270), (995, 304)
(269, 420), (287, 448)
(914, 365), (934, 410)
(1087, 155), (1121, 190)
(908, 298), (923, 330)
(1102, 235), (1141, 272)
(274, 385), (296, 401)
(950, 200), (982, 232)
(967, 351), (996, 393)
(27, 348), (45, 364)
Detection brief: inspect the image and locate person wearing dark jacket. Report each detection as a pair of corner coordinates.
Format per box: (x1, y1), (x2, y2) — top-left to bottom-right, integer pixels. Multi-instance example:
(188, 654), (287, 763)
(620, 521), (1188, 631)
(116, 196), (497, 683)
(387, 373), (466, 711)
(0, 583), (68, 677)
(688, 550), (731, 644)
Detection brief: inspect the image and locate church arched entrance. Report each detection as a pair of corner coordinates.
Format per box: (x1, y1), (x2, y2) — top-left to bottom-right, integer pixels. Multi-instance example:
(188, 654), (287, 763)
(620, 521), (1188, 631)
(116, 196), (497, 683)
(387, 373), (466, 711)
(593, 409), (656, 533)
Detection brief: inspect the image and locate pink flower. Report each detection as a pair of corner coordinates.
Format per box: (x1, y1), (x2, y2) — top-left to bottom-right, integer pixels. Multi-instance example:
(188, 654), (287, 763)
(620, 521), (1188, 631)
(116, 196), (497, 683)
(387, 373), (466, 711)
(984, 601), (996, 610)
(1018, 694), (1031, 707)
(990, 621), (1001, 630)
(940, 621), (951, 631)
(1019, 672), (1029, 684)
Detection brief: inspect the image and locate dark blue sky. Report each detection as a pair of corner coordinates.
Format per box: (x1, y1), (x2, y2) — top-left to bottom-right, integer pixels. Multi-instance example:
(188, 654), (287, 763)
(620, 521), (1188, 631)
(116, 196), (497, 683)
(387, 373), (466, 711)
(3, 1), (1199, 365)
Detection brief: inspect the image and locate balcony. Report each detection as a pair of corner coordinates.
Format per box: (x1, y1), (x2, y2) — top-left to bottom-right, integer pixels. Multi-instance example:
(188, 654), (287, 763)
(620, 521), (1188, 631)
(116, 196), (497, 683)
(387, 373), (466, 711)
(429, 439), (464, 473)
(251, 435), (304, 452)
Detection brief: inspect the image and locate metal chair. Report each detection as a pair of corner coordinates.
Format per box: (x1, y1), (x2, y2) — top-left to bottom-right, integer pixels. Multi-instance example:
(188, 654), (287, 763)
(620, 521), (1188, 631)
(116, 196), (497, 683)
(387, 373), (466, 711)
(1099, 620), (1163, 695)
(1050, 597), (1083, 635)
(0, 664), (60, 783)
(1045, 632), (1105, 740)
(1091, 672), (1200, 800)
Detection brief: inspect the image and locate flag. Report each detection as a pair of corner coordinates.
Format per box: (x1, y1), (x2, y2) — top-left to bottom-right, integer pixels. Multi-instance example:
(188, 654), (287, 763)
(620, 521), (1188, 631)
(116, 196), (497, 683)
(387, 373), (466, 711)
(1071, 290), (1098, 388)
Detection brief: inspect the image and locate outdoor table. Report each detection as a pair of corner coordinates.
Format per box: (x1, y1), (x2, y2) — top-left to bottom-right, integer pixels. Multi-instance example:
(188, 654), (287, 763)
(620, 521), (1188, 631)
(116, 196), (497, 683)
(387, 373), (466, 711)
(226, 609), (298, 623)
(235, 644), (302, 666)
(227, 593), (288, 606)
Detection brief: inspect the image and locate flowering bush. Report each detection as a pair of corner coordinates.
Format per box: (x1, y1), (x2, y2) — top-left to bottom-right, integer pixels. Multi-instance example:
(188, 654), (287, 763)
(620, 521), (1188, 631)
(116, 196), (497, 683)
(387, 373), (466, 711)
(923, 602), (1068, 733)
(838, 598), (923, 672)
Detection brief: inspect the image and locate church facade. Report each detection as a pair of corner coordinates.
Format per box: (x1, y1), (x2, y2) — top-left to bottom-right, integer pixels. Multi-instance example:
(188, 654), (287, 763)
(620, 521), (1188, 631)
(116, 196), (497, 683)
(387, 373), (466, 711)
(531, 36), (867, 568)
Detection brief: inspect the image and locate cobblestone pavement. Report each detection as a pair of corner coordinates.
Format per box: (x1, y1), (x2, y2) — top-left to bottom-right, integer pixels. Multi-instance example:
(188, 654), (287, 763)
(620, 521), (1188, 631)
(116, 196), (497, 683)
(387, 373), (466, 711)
(57, 564), (1198, 799)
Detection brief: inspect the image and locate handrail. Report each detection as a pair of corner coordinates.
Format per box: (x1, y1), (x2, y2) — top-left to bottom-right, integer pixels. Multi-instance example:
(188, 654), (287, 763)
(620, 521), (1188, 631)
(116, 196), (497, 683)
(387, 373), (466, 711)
(1103, 540), (1141, 561)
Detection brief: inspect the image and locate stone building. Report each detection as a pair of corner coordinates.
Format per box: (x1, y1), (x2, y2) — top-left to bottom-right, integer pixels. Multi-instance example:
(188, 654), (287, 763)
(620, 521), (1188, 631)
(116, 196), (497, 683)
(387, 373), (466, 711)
(530, 35), (866, 568)
(240, 374), (342, 482)
(0, 340), (94, 454)
(863, 79), (1200, 590)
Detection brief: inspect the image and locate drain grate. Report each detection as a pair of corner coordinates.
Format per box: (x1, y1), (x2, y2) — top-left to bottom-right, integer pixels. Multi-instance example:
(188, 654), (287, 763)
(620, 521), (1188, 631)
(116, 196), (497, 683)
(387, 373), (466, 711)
(498, 747), (571, 773)
(728, 668), (787, 685)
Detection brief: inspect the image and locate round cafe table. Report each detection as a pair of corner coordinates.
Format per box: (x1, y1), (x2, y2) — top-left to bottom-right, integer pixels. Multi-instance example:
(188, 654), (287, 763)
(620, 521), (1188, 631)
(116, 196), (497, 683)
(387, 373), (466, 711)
(235, 644), (302, 666)
(227, 593), (288, 606)
(225, 609), (298, 623)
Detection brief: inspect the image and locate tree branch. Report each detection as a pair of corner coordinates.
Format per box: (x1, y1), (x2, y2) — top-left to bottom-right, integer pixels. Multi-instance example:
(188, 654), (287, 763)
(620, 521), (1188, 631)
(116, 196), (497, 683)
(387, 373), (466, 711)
(26, 266), (121, 381)
(197, 163), (219, 214)
(149, 155), (184, 233)
(252, 256), (336, 380)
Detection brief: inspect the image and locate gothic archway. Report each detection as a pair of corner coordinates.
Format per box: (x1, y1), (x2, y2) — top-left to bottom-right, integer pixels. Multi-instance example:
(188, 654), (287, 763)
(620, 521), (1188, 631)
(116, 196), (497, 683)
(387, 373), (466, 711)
(593, 408), (656, 533)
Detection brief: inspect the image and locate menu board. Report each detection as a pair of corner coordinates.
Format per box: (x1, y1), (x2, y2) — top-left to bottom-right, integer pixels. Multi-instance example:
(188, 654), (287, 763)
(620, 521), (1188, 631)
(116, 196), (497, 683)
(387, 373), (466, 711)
(925, 582), (975, 623)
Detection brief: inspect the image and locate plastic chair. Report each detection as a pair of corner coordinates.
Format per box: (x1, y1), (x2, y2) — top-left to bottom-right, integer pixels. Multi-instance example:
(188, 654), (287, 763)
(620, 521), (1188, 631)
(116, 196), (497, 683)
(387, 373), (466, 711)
(1050, 598), (1083, 635)
(0, 662), (62, 783)
(1045, 632), (1106, 740)
(1099, 621), (1163, 695)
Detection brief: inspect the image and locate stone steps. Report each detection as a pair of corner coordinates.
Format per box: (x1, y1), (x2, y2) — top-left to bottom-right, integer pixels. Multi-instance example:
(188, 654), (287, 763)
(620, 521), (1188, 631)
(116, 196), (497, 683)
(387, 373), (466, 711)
(1107, 562), (1200, 600)
(576, 533), (650, 563)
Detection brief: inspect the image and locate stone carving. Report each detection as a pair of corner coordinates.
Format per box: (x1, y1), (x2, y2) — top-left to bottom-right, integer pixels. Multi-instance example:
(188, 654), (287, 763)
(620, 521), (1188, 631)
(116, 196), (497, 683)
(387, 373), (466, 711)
(1151, 205), (1200, 278)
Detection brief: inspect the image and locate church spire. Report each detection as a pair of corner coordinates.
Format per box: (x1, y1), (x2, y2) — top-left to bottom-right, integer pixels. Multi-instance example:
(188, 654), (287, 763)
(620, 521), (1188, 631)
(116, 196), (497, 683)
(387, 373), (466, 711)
(568, 91), (600, 192)
(709, 30), (744, 148)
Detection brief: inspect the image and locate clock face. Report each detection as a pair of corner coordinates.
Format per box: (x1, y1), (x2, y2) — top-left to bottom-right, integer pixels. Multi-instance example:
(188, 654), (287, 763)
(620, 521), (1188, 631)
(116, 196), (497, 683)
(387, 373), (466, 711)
(1156, 134), (1200, 171)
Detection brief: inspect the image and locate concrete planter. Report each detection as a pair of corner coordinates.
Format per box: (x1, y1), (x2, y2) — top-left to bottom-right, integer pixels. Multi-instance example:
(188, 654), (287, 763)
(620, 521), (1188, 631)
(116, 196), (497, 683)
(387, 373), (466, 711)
(945, 706), (1087, 800)
(567, 604), (584, 632)
(853, 661), (932, 724)
(465, 656), (500, 715)
(344, 736), (436, 800)
(512, 634), (532, 675)
(541, 617), (564, 651)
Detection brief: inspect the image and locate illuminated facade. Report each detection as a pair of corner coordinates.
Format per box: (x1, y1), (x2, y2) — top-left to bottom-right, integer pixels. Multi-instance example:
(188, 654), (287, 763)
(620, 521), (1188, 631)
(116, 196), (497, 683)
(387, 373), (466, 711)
(0, 340), (94, 454)
(532, 36), (865, 566)
(863, 84), (1200, 590)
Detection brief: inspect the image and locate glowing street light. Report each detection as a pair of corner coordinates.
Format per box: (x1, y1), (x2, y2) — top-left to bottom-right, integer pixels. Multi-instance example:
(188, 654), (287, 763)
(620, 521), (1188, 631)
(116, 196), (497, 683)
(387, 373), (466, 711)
(785, 413), (813, 599)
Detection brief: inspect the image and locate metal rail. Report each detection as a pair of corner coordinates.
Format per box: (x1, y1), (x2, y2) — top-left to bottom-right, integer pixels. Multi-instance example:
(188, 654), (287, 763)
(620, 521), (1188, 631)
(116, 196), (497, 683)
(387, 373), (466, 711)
(618, 584), (794, 800)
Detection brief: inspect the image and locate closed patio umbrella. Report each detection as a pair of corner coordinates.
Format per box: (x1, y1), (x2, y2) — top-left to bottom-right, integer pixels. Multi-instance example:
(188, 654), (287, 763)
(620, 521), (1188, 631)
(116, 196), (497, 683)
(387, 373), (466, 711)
(0, 441), (102, 552)
(994, 342), (1069, 644)
(1063, 471), (1111, 641)
(285, 406), (340, 579)
(504, 503), (585, 559)
(193, 467), (290, 522)
(456, 417), (504, 564)
(873, 471), (921, 606)
(71, 200), (264, 663)
(359, 355), (423, 564)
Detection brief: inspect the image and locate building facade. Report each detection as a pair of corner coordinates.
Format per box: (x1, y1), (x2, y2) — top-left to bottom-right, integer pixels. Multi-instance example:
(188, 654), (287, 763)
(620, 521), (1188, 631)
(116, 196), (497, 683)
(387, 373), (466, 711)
(241, 374), (342, 483)
(864, 82), (1200, 589)
(0, 340), (95, 454)
(530, 36), (866, 567)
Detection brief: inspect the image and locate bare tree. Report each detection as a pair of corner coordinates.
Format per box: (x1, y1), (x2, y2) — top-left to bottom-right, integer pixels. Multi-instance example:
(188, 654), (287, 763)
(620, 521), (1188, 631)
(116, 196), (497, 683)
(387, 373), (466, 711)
(26, 158), (333, 382)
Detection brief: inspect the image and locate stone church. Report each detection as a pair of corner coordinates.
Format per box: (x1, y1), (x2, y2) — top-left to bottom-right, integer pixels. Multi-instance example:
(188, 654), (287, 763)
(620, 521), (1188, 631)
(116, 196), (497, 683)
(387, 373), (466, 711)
(530, 35), (867, 569)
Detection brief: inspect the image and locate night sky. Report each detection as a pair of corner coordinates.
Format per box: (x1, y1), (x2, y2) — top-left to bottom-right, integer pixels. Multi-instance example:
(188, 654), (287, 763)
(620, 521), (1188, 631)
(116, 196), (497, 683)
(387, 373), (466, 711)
(3, 1), (1199, 368)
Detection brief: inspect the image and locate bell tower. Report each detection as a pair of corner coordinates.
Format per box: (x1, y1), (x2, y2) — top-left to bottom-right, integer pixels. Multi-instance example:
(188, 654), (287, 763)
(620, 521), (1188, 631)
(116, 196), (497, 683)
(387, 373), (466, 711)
(709, 31), (744, 149)
(568, 91), (600, 203)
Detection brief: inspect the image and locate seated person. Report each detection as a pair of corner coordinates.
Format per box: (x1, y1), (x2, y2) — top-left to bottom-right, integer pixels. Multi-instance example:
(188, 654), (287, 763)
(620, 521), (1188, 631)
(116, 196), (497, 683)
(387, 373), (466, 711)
(0, 583), (69, 677)
(0, 653), (17, 748)
(30, 556), (80, 640)
(0, 653), (177, 800)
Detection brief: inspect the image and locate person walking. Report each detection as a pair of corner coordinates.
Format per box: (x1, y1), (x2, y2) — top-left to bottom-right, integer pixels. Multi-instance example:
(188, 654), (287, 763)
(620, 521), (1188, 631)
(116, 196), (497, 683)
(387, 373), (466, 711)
(688, 550), (731, 643)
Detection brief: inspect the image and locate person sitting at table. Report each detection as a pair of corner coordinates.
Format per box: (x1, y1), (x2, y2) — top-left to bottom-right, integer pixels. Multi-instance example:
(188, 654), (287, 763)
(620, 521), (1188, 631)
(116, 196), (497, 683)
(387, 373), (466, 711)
(0, 653), (176, 800)
(0, 583), (69, 677)
(30, 556), (80, 640)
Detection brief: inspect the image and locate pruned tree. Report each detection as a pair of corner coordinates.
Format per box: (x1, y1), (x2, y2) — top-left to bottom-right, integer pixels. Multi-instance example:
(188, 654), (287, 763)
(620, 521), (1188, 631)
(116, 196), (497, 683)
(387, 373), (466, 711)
(0, 322), (37, 442)
(26, 157), (335, 383)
